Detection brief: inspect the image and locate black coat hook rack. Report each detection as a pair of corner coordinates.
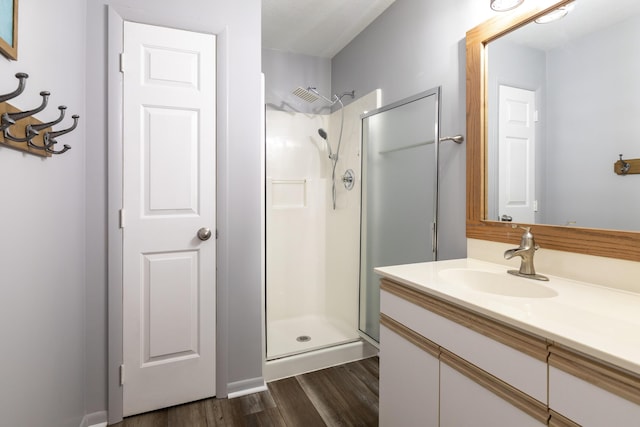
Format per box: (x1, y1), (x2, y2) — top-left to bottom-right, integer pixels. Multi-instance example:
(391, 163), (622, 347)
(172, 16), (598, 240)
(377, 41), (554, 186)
(0, 72), (79, 157)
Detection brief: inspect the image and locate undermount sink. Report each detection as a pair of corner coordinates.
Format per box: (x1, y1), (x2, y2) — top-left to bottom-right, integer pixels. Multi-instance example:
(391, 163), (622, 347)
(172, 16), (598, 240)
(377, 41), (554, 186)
(438, 268), (558, 298)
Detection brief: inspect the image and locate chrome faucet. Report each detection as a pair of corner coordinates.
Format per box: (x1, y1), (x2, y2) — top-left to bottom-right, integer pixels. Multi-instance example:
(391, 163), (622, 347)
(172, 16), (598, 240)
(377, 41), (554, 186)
(504, 226), (549, 281)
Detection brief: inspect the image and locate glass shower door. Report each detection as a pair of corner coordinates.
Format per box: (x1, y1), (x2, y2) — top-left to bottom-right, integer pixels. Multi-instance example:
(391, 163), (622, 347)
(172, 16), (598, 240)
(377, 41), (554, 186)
(359, 88), (440, 343)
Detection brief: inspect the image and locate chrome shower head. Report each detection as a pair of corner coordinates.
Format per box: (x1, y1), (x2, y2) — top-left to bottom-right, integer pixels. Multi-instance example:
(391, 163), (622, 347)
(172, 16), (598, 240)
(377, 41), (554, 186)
(292, 87), (319, 103)
(318, 128), (327, 140)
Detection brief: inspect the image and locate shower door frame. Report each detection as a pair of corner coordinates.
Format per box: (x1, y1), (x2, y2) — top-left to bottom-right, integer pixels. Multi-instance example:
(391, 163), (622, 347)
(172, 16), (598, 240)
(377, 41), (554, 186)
(358, 86), (442, 345)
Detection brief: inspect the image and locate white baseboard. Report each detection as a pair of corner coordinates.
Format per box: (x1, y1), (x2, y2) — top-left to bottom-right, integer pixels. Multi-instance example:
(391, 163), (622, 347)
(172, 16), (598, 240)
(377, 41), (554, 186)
(227, 377), (268, 399)
(79, 411), (108, 427)
(228, 383), (268, 399)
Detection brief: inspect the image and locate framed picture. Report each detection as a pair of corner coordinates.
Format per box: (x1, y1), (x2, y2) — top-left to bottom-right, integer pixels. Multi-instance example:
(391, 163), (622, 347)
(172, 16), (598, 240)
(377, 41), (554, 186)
(0, 0), (18, 60)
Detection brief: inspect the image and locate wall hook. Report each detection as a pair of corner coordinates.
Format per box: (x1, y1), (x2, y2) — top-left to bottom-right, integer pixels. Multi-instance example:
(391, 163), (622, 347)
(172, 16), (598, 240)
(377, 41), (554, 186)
(0, 73), (29, 103)
(2, 105), (68, 148)
(0, 71), (76, 157)
(46, 142), (71, 155)
(28, 105), (67, 134)
(618, 154), (630, 175)
(1, 91), (50, 131)
(43, 114), (79, 154)
(3, 127), (31, 142)
(25, 106), (67, 148)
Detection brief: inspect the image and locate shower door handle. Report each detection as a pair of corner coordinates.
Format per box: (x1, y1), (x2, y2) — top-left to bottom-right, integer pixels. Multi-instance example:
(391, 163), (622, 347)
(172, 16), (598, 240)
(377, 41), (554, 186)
(197, 227), (212, 241)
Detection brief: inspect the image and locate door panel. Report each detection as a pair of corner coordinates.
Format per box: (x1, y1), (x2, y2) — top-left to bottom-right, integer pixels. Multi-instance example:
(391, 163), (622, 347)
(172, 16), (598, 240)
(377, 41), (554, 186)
(144, 47), (199, 87)
(122, 21), (216, 416)
(144, 251), (199, 362)
(145, 107), (199, 212)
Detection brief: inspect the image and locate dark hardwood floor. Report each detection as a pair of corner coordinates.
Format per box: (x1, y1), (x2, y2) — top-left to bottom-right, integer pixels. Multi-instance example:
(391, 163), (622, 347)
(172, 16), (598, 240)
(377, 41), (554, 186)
(112, 356), (379, 427)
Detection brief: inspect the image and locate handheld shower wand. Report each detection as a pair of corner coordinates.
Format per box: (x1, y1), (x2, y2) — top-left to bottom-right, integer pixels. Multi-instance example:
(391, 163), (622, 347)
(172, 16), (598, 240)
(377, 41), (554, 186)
(317, 126), (341, 210)
(317, 128), (335, 160)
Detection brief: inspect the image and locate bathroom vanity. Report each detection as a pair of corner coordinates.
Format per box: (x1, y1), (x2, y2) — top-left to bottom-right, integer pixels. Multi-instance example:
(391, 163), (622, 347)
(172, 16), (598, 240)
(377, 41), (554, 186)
(377, 259), (640, 427)
(406, 1), (640, 424)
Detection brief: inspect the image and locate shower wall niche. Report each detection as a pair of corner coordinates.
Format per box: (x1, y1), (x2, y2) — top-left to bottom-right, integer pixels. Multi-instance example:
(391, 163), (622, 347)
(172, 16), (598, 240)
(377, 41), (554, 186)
(265, 90), (380, 360)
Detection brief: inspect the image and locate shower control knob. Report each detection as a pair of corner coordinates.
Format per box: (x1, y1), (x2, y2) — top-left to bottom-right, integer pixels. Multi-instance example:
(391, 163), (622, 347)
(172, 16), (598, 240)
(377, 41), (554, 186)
(197, 227), (212, 241)
(342, 169), (355, 191)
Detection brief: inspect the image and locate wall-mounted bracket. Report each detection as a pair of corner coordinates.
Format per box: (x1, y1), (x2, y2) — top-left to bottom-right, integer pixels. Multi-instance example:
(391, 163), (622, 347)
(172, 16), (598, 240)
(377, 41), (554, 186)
(614, 154), (640, 175)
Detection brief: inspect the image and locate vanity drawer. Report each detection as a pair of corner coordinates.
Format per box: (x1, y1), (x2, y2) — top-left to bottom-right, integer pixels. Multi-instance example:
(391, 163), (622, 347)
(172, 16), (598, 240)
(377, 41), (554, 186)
(381, 279), (548, 403)
(549, 345), (640, 427)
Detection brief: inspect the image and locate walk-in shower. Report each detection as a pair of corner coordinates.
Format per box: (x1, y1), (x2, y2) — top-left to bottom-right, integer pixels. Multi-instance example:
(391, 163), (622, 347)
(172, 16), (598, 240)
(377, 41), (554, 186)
(264, 87), (378, 379)
(263, 84), (459, 379)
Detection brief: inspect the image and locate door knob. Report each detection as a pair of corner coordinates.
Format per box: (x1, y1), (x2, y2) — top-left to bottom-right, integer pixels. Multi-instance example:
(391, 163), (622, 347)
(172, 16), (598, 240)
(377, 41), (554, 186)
(197, 227), (212, 241)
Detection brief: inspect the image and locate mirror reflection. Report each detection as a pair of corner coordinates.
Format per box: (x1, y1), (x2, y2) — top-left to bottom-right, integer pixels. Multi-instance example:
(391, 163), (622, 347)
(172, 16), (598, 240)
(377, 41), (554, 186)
(486, 0), (640, 231)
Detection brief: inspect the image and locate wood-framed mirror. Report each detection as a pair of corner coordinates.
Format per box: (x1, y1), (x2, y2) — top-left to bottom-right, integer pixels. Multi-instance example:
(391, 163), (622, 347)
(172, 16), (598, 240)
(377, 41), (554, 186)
(466, 0), (640, 262)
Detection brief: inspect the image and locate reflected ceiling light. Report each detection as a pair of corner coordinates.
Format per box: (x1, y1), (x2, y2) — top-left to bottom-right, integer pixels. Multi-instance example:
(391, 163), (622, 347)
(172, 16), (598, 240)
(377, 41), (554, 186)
(490, 0), (524, 12)
(535, 2), (576, 24)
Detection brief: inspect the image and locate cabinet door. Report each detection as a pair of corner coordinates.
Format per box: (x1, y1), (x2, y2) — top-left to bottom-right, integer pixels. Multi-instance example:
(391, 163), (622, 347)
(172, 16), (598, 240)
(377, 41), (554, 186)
(379, 324), (439, 427)
(440, 363), (546, 427)
(381, 283), (548, 403)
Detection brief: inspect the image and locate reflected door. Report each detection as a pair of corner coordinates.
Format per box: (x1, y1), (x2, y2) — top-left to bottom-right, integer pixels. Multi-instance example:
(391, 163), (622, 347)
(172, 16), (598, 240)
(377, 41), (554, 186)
(498, 85), (536, 224)
(359, 88), (440, 342)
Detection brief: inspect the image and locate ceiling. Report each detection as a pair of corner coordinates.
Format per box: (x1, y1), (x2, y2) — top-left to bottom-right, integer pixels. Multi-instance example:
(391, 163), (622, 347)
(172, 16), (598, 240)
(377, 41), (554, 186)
(262, 0), (396, 58)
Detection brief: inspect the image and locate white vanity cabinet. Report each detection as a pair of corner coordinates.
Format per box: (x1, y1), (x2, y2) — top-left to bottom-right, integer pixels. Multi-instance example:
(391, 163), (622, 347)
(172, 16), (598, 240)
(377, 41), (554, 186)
(377, 260), (640, 427)
(380, 278), (549, 427)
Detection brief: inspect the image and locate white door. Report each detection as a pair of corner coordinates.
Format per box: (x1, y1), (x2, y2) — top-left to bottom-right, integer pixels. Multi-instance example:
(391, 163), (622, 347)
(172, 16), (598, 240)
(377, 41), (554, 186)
(122, 21), (216, 416)
(498, 85), (536, 224)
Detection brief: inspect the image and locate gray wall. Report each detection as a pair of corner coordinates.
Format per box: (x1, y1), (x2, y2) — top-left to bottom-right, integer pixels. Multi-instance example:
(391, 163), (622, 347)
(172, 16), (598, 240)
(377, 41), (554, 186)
(0, 1), (87, 426)
(85, 0), (262, 420)
(263, 48), (331, 114)
(331, 0), (495, 260)
(545, 15), (640, 230)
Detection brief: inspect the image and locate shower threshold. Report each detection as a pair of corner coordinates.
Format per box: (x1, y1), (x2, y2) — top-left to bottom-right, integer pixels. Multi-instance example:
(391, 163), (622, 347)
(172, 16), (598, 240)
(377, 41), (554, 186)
(264, 339), (378, 382)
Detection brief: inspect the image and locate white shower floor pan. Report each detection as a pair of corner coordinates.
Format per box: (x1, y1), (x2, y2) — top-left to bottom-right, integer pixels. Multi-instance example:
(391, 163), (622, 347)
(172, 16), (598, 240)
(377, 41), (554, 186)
(266, 314), (360, 360)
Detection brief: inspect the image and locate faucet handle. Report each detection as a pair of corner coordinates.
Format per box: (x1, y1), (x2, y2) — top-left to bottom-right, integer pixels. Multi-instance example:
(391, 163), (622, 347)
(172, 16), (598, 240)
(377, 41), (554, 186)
(512, 224), (538, 249)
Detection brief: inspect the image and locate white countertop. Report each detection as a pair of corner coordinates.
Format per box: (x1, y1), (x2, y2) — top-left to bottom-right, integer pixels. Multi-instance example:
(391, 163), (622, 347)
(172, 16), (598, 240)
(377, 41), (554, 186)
(375, 258), (640, 375)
